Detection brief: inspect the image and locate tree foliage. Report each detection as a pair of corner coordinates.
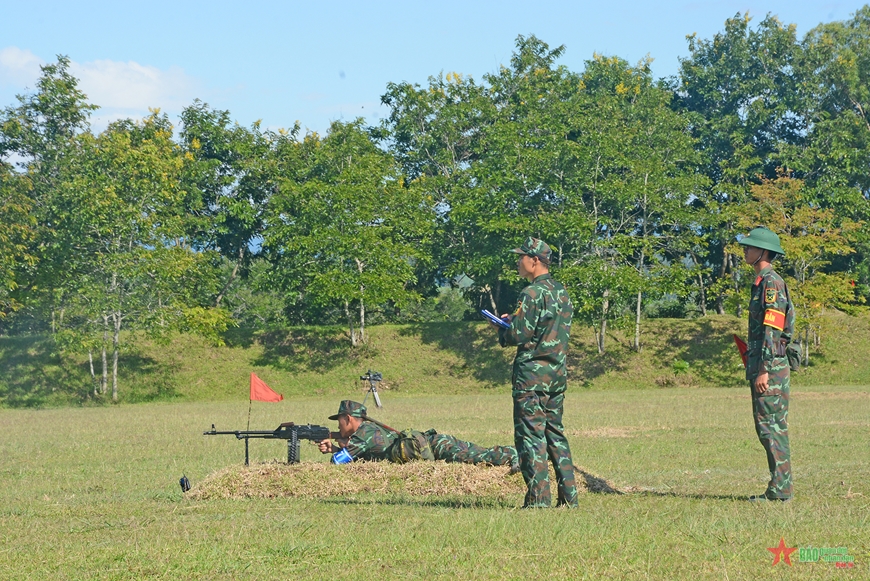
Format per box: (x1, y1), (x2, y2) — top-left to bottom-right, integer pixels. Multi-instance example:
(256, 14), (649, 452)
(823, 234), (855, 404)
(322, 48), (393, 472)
(2, 9), (870, 392)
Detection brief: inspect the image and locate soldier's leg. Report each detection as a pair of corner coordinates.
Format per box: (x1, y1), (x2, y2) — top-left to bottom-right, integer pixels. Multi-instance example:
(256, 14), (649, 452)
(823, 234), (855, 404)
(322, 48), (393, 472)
(430, 433), (516, 465)
(752, 378), (792, 499)
(542, 392), (578, 507)
(513, 391), (550, 507)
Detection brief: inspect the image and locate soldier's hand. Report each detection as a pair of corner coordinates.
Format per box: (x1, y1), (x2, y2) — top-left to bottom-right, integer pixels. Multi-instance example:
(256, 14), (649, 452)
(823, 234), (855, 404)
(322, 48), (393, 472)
(317, 439), (333, 454)
(754, 372), (769, 394)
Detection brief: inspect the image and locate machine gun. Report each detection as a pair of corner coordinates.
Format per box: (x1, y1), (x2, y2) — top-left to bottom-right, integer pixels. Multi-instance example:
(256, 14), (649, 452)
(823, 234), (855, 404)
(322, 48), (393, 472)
(204, 422), (339, 465)
(360, 370), (383, 408)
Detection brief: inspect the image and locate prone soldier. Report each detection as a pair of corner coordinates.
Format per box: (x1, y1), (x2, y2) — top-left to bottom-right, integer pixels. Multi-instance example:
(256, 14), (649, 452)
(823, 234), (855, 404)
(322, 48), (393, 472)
(318, 400), (518, 469)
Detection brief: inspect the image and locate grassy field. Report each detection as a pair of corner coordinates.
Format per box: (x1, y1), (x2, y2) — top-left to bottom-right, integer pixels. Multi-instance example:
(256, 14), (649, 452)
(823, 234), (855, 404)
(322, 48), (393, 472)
(1, 386), (867, 580)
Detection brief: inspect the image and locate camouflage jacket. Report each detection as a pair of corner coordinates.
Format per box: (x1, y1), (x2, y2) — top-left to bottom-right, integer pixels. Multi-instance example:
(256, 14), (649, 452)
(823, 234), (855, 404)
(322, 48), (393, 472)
(341, 420), (398, 461)
(746, 266), (795, 385)
(498, 274), (573, 394)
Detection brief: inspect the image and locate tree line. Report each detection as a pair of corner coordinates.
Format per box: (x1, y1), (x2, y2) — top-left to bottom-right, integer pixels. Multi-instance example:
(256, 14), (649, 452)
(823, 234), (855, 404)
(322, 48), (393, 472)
(1, 10), (868, 399)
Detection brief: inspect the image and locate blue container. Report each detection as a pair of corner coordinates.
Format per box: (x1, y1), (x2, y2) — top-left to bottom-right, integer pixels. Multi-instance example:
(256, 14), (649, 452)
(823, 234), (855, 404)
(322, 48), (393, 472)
(331, 448), (353, 464)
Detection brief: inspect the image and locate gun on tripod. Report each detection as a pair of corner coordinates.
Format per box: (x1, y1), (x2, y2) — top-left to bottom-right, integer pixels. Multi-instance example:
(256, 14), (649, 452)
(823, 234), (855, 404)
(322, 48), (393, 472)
(360, 370), (383, 408)
(204, 422), (339, 466)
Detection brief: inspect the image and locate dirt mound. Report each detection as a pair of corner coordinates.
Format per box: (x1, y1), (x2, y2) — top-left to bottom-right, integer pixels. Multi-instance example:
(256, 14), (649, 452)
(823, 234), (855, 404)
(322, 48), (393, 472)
(188, 461), (621, 500)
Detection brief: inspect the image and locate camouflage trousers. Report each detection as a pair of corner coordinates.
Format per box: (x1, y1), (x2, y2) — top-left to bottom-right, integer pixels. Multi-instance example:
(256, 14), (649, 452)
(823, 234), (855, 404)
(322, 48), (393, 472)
(425, 430), (517, 466)
(751, 375), (793, 499)
(513, 390), (578, 508)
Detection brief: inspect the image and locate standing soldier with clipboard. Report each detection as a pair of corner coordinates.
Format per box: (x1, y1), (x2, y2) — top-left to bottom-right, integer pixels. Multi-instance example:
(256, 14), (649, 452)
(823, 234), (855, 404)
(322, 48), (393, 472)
(493, 237), (578, 509)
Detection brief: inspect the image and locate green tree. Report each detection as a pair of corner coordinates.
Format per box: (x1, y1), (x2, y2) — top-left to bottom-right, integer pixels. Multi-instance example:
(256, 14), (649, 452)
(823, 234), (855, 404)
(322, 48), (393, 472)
(380, 70), (493, 310)
(577, 55), (706, 350)
(264, 120), (434, 345)
(676, 13), (801, 315)
(0, 55), (98, 331)
(179, 101), (294, 307)
(0, 166), (35, 320)
(789, 7), (870, 302)
(49, 113), (230, 400)
(734, 175), (862, 364)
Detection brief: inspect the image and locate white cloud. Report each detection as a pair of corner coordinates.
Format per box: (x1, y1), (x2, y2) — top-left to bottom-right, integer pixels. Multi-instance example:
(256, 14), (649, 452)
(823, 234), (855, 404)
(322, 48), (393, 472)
(0, 47), (202, 129)
(0, 46), (44, 87)
(70, 59), (200, 112)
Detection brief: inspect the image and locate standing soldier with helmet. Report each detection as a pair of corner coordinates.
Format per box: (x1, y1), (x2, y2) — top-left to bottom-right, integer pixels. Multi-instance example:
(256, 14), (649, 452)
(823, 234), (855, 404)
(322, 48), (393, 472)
(738, 227), (795, 502)
(494, 237), (578, 508)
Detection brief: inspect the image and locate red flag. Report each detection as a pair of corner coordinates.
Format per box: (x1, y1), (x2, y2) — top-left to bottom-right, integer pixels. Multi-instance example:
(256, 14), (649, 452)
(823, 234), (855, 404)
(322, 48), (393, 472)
(732, 334), (748, 367)
(250, 372), (283, 402)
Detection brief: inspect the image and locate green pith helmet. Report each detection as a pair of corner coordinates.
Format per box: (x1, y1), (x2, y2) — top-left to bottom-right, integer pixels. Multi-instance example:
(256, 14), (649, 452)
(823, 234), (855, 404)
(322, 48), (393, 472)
(738, 227), (786, 256)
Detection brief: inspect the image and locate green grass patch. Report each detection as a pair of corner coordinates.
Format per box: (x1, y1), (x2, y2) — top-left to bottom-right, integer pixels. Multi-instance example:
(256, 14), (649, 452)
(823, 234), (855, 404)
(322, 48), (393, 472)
(0, 388), (867, 579)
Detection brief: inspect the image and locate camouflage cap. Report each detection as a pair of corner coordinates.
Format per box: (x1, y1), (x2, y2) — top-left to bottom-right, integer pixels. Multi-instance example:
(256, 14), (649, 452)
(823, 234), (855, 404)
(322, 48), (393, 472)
(328, 400), (367, 420)
(510, 237), (552, 265)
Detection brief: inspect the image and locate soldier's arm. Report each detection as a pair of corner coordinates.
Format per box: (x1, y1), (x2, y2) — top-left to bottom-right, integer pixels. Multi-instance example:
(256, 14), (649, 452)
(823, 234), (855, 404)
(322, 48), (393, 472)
(339, 432), (370, 461)
(499, 292), (538, 347)
(760, 278), (788, 373)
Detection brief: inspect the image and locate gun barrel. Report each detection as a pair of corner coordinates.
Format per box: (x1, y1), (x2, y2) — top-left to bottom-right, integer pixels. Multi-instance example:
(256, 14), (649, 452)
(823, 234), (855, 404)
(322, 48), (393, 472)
(203, 429), (276, 439)
(204, 423), (339, 465)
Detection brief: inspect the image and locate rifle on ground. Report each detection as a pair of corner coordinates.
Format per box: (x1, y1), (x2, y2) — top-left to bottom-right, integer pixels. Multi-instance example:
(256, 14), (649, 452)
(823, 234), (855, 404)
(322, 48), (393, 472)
(204, 422), (339, 465)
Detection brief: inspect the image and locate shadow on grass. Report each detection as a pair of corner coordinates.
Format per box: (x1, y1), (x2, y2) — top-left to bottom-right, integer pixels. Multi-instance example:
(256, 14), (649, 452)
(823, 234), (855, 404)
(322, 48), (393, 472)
(316, 468), (623, 509)
(0, 335), (182, 407)
(623, 489), (750, 502)
(578, 469), (623, 495)
(397, 322), (509, 387)
(0, 335), (89, 407)
(320, 495), (518, 509)
(120, 350), (182, 403)
(646, 318), (744, 388)
(568, 337), (631, 386)
(250, 326), (372, 373)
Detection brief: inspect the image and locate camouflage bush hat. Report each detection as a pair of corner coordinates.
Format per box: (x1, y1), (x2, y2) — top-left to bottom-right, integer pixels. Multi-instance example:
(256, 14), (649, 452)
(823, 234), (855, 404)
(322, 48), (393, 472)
(328, 400), (367, 420)
(738, 227), (785, 256)
(510, 237), (552, 265)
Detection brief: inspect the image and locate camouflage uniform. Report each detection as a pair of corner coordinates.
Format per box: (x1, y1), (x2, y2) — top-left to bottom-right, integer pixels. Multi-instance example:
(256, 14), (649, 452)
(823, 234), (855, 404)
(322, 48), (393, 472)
(329, 400), (516, 466)
(739, 227), (795, 501)
(342, 420), (399, 461)
(425, 430), (517, 466)
(746, 265), (795, 500)
(499, 237), (578, 508)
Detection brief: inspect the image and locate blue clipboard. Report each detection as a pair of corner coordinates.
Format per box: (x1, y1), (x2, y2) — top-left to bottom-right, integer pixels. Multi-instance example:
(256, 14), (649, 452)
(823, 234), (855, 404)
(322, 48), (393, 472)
(480, 309), (511, 329)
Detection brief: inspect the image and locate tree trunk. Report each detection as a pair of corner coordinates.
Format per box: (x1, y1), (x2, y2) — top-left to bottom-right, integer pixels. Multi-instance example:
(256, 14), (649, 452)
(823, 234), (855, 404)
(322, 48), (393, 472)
(111, 311), (121, 402)
(716, 245), (727, 315)
(359, 294), (366, 345)
(215, 246), (245, 307)
(597, 289), (610, 354)
(697, 273), (707, 317)
(101, 315), (109, 394)
(803, 327), (810, 366)
(355, 259), (367, 345)
(730, 254), (743, 317)
(345, 301), (358, 347)
(89, 350), (98, 396)
(486, 284), (499, 315)
(634, 290), (642, 352)
(598, 318), (607, 354)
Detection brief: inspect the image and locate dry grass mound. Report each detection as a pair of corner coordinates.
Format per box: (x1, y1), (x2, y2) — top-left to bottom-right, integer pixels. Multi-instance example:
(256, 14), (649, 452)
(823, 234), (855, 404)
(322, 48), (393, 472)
(188, 461), (621, 501)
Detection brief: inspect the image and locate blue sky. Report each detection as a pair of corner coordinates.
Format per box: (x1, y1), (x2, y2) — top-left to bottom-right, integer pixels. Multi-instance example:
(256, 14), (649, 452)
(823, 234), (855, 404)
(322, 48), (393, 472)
(1, 1), (865, 135)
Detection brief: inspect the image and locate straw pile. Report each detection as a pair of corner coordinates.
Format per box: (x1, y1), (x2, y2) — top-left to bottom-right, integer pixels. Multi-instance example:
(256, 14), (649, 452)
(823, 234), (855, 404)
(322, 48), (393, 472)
(188, 461), (621, 501)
